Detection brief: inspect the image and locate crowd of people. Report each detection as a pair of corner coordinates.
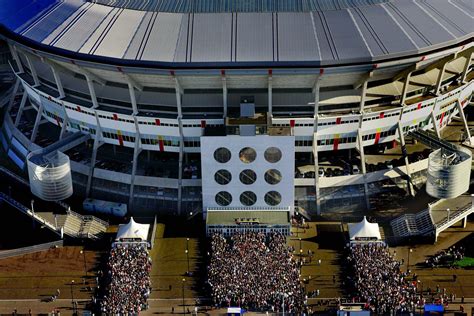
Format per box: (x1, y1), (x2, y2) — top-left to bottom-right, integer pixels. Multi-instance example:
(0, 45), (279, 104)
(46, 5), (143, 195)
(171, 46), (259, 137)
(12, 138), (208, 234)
(208, 232), (304, 313)
(346, 243), (420, 314)
(101, 243), (152, 314)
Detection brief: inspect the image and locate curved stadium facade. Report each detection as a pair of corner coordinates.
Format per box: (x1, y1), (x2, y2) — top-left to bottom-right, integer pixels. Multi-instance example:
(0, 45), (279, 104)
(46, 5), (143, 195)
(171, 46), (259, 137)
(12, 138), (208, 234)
(0, 0), (472, 216)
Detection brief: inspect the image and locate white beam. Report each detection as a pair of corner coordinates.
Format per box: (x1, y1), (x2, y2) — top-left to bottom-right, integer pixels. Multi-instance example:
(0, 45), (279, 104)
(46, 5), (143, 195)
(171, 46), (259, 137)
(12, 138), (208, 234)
(222, 75), (228, 118)
(6, 78), (20, 114)
(359, 79), (368, 112)
(268, 75), (272, 116)
(127, 81), (138, 115)
(174, 76), (182, 118)
(86, 113), (103, 197)
(24, 54), (39, 87)
(457, 99), (471, 141)
(397, 122), (415, 196)
(461, 52), (473, 83)
(30, 102), (44, 142)
(357, 128), (370, 210)
(430, 111), (441, 138)
(400, 72), (412, 106)
(312, 132), (320, 216)
(86, 75), (99, 109)
(50, 65), (65, 99)
(9, 44), (24, 73)
(14, 92), (28, 127)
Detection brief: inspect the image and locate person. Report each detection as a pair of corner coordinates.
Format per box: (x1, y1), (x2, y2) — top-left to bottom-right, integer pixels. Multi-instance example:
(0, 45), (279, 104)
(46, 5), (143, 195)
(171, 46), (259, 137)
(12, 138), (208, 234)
(453, 274), (457, 282)
(172, 307), (174, 313)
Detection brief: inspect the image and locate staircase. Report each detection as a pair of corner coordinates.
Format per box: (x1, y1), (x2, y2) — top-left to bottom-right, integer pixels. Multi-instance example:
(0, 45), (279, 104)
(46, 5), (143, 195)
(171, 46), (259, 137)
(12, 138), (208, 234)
(390, 209), (435, 238)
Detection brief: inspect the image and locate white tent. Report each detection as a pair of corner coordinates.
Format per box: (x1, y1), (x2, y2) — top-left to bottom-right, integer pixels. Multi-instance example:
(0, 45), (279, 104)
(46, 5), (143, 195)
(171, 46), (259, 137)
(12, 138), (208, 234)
(116, 217), (150, 242)
(348, 216), (382, 241)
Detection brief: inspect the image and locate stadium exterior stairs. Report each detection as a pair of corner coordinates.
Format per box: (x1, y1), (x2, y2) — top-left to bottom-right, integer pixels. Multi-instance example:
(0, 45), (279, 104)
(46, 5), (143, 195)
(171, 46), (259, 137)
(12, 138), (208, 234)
(390, 209), (435, 239)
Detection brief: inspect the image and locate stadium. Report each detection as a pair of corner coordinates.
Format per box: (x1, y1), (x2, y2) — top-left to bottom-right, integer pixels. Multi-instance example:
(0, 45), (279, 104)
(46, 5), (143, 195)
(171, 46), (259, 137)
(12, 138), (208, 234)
(0, 0), (472, 218)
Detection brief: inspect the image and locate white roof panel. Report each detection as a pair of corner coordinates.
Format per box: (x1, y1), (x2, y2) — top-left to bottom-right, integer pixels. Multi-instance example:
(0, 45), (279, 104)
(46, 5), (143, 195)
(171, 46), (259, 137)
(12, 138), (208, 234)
(92, 9), (146, 58)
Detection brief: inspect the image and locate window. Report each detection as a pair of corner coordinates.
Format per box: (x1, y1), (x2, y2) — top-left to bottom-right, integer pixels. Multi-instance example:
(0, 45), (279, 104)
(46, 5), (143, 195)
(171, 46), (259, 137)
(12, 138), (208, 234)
(215, 191), (232, 206)
(215, 170), (232, 185)
(265, 191), (282, 206)
(264, 147), (282, 163)
(264, 169), (282, 185)
(239, 147), (257, 163)
(214, 147), (231, 163)
(240, 191), (257, 206)
(239, 169), (257, 185)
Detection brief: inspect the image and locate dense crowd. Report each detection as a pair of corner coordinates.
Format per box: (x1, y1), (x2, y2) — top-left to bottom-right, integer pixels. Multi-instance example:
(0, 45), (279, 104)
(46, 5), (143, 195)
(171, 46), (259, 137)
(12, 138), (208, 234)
(101, 243), (152, 314)
(208, 232), (304, 313)
(346, 243), (419, 314)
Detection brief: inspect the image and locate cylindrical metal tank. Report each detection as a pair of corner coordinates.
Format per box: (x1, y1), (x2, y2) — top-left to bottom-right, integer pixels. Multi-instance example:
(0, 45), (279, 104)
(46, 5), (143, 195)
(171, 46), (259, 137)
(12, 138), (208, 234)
(426, 147), (472, 199)
(27, 150), (73, 201)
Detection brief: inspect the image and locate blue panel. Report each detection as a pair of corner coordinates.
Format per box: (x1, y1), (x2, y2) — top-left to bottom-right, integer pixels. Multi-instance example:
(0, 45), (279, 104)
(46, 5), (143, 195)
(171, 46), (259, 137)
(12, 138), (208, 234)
(11, 137), (29, 158)
(0, 0), (58, 32)
(3, 124), (12, 140)
(23, 0), (84, 42)
(7, 149), (25, 170)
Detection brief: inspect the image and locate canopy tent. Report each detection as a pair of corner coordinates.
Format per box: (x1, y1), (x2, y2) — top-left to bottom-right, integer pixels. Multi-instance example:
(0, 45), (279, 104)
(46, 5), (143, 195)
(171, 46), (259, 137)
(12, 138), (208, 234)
(348, 216), (382, 242)
(116, 217), (150, 242)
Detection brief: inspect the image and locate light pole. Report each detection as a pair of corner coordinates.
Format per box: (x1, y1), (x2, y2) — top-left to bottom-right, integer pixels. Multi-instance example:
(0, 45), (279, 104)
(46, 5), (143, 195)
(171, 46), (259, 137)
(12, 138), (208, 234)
(182, 278), (186, 315)
(70, 280), (75, 315)
(407, 248), (413, 272)
(80, 249), (87, 277)
(299, 238), (302, 251)
(30, 199), (35, 214)
(279, 293), (288, 315)
(185, 249), (190, 275)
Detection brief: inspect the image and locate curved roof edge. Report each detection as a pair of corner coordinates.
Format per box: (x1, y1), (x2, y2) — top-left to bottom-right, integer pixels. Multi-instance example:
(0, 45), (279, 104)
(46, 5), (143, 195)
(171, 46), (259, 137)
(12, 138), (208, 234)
(1, 25), (472, 72)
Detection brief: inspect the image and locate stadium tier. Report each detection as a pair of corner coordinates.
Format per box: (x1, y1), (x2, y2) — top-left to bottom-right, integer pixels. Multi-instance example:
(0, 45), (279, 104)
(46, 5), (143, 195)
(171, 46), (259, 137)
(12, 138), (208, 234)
(0, 0), (472, 216)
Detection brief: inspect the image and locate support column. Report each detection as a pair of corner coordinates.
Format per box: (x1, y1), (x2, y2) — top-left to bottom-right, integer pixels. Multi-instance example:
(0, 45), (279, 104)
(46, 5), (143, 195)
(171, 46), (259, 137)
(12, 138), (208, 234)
(430, 111), (441, 138)
(435, 63), (448, 95)
(221, 73), (228, 118)
(24, 54), (40, 87)
(400, 72), (412, 105)
(128, 81), (138, 115)
(461, 52), (473, 83)
(6, 78), (20, 114)
(268, 74), (273, 116)
(14, 92), (28, 127)
(51, 66), (65, 99)
(177, 117), (184, 215)
(30, 101), (44, 142)
(397, 122), (415, 196)
(312, 132), (320, 216)
(128, 135), (142, 208)
(86, 75), (99, 109)
(174, 77), (183, 118)
(457, 99), (472, 142)
(9, 45), (24, 73)
(313, 77), (320, 117)
(359, 79), (368, 112)
(357, 129), (370, 210)
(86, 112), (102, 197)
(59, 102), (70, 140)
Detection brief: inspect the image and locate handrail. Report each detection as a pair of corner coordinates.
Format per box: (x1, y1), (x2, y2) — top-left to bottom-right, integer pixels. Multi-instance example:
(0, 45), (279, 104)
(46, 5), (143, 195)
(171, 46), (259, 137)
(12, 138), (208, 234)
(0, 192), (61, 236)
(435, 203), (473, 232)
(0, 240), (63, 260)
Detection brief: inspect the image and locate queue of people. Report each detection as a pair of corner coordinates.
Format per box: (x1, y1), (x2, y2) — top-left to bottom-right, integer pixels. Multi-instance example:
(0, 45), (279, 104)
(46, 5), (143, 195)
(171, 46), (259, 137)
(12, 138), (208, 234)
(346, 243), (419, 314)
(207, 232), (304, 313)
(101, 243), (152, 314)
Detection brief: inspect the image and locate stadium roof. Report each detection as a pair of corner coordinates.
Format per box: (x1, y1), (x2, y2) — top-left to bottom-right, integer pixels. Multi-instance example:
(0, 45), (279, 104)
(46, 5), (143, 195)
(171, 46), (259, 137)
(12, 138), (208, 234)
(0, 0), (472, 67)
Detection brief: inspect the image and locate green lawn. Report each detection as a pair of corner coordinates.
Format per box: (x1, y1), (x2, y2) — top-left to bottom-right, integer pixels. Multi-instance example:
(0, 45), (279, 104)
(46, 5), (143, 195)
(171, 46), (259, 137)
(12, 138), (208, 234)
(455, 257), (474, 268)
